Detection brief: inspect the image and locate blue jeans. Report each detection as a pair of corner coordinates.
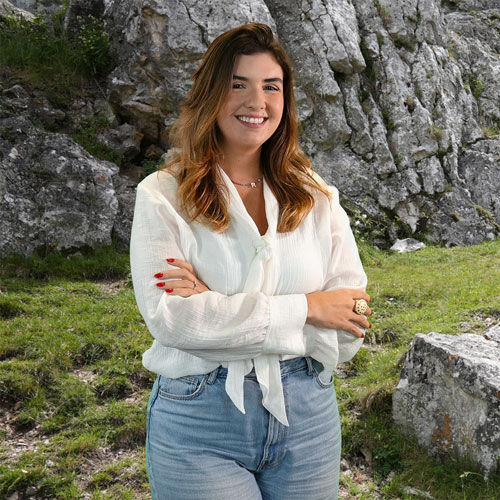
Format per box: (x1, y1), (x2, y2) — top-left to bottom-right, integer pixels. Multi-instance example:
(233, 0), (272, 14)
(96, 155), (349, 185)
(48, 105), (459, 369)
(146, 357), (341, 500)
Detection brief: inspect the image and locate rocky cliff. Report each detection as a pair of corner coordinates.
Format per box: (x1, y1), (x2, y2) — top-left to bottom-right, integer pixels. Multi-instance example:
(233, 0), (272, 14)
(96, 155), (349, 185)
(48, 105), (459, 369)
(1, 0), (500, 256)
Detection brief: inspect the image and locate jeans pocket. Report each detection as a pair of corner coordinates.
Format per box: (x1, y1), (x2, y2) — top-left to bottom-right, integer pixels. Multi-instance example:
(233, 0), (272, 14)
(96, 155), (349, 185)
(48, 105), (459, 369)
(310, 359), (334, 389)
(157, 374), (209, 400)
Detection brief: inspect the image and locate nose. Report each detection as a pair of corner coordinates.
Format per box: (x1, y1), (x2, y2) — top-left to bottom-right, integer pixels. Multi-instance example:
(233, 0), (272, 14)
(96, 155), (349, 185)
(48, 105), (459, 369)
(245, 86), (266, 110)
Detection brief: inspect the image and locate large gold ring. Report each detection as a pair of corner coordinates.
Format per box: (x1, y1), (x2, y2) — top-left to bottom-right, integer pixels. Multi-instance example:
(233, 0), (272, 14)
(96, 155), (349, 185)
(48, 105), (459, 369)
(354, 299), (368, 315)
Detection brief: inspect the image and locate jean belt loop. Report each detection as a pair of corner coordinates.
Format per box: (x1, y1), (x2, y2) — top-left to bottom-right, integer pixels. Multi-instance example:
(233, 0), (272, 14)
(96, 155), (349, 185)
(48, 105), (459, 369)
(305, 356), (314, 376)
(206, 366), (220, 385)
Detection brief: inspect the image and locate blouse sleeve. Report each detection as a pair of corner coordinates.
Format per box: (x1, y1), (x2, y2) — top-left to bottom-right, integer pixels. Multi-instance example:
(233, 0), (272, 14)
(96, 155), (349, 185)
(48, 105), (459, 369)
(130, 178), (309, 362)
(304, 182), (368, 368)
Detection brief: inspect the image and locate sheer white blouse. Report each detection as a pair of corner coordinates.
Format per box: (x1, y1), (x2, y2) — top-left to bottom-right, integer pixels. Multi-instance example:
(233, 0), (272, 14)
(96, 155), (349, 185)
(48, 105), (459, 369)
(130, 165), (367, 426)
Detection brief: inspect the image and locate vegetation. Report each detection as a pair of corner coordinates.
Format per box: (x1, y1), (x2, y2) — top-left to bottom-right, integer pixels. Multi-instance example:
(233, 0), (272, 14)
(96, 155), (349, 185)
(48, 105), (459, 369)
(0, 7), (113, 108)
(428, 123), (444, 141)
(468, 73), (484, 102)
(1, 239), (499, 498)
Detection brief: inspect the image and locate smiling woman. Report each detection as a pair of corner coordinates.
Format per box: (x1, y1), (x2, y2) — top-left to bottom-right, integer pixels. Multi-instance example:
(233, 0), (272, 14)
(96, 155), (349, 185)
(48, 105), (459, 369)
(130, 23), (371, 500)
(216, 52), (284, 159)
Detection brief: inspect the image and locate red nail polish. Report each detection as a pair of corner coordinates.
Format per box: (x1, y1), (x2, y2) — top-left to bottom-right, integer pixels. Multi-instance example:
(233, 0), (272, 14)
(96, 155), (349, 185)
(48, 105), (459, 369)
(156, 282), (165, 287)
(361, 333), (365, 338)
(166, 258), (175, 262)
(368, 324), (372, 329)
(154, 272), (163, 278)
(165, 288), (173, 293)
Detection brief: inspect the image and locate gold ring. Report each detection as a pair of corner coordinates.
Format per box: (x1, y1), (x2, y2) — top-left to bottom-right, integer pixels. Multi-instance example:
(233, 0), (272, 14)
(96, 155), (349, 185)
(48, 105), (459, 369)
(354, 299), (368, 315)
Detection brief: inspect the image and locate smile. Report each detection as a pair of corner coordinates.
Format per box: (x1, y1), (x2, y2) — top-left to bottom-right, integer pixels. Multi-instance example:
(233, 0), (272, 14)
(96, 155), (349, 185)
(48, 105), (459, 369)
(236, 116), (268, 124)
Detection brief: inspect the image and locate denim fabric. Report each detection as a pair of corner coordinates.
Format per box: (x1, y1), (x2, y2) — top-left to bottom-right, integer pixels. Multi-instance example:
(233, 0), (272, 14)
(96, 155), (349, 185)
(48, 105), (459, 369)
(146, 357), (341, 500)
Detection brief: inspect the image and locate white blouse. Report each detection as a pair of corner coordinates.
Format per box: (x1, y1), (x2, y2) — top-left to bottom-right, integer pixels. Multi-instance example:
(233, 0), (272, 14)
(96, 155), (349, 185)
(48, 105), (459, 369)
(130, 165), (367, 426)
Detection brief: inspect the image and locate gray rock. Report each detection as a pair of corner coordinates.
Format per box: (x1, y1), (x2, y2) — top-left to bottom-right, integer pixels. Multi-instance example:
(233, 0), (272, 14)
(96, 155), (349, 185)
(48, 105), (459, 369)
(0, 116), (119, 257)
(393, 332), (500, 478)
(97, 123), (144, 160)
(111, 172), (138, 251)
(390, 238), (426, 253)
(2, 0), (500, 255)
(99, 0), (500, 247)
(483, 323), (500, 345)
(0, 0), (35, 19)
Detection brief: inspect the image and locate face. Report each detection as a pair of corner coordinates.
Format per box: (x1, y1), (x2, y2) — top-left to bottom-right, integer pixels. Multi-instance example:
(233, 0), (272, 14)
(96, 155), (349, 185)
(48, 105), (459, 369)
(216, 52), (285, 154)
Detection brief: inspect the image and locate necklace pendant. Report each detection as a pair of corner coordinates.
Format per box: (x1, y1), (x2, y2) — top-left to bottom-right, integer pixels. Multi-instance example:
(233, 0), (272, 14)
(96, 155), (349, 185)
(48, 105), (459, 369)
(250, 182), (256, 188)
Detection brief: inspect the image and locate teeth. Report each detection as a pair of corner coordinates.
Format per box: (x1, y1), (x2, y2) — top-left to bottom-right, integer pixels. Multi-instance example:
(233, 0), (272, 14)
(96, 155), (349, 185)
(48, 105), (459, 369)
(237, 116), (265, 124)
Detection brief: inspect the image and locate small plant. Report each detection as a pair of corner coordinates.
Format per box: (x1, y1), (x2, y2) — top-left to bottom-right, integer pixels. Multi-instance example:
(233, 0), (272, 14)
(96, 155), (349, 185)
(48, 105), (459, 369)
(428, 124), (444, 141)
(382, 108), (396, 130)
(447, 39), (457, 60)
(468, 73), (484, 101)
(481, 125), (499, 138)
(72, 113), (121, 165)
(393, 37), (416, 52)
(475, 205), (499, 230)
(360, 89), (371, 102)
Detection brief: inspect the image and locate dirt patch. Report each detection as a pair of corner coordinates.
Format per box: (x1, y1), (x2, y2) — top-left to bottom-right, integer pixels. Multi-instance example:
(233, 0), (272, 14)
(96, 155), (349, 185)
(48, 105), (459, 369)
(97, 279), (130, 296)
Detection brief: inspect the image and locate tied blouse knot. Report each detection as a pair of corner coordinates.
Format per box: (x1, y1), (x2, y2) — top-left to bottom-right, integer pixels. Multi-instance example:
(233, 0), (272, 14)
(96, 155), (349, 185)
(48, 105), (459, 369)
(130, 165), (367, 426)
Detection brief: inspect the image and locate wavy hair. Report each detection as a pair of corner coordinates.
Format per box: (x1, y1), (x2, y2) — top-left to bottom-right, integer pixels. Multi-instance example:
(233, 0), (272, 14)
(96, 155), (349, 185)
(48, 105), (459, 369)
(160, 22), (331, 232)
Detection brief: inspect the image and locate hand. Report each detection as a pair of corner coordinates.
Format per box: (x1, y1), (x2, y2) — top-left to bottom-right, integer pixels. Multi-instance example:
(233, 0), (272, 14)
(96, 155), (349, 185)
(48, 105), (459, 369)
(305, 289), (372, 337)
(154, 258), (210, 297)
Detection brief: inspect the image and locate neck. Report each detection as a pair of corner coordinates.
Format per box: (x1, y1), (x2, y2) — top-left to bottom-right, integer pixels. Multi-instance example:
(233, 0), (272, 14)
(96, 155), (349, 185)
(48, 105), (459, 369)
(218, 145), (262, 182)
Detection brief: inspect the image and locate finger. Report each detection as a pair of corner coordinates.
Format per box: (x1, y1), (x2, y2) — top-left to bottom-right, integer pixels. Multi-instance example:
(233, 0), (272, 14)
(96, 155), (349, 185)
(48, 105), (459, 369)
(160, 268), (196, 282)
(156, 279), (195, 289)
(165, 287), (196, 297)
(343, 321), (365, 338)
(354, 292), (371, 302)
(350, 312), (371, 329)
(165, 258), (194, 274)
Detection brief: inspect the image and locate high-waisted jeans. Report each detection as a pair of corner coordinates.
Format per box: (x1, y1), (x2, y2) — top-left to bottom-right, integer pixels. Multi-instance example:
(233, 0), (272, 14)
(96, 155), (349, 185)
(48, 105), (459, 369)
(146, 356), (341, 500)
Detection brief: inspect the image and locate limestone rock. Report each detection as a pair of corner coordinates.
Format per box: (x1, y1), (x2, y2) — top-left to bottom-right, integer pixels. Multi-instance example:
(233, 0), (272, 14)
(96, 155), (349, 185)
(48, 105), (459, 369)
(390, 238), (426, 253)
(3, 0), (500, 254)
(98, 0), (500, 247)
(483, 323), (500, 344)
(97, 123), (144, 160)
(393, 332), (500, 477)
(0, 116), (119, 257)
(7, 0), (61, 21)
(103, 0), (275, 142)
(0, 0), (34, 20)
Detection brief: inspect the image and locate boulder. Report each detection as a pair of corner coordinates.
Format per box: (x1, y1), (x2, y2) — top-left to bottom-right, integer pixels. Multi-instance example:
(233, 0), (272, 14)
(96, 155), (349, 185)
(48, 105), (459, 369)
(0, 116), (120, 257)
(390, 238), (426, 253)
(393, 330), (500, 477)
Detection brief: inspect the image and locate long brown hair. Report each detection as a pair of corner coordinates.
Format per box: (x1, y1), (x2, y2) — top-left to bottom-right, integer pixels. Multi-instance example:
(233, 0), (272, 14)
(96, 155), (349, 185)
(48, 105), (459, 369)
(160, 23), (331, 232)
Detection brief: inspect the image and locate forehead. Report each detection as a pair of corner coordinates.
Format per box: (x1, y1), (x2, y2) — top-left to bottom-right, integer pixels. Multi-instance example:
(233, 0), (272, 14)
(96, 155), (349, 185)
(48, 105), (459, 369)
(232, 52), (283, 79)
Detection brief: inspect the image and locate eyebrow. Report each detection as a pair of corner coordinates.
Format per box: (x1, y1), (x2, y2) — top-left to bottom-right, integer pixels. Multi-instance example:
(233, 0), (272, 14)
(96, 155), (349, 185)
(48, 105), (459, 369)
(233, 75), (283, 84)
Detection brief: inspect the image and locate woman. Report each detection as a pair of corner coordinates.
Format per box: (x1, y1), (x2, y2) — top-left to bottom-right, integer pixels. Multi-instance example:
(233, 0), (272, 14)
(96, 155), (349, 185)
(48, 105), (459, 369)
(130, 23), (372, 500)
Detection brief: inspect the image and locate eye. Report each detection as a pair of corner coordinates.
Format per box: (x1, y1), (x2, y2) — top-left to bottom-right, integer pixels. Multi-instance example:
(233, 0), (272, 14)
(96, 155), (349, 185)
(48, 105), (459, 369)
(264, 85), (280, 91)
(232, 83), (244, 89)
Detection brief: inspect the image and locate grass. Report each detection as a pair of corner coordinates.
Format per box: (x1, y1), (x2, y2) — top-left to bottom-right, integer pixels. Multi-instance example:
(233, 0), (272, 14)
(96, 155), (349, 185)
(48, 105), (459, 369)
(1, 240), (500, 498)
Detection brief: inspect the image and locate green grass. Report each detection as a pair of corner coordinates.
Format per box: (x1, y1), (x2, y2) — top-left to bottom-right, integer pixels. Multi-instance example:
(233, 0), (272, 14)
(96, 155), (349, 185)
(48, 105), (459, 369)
(1, 240), (500, 498)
